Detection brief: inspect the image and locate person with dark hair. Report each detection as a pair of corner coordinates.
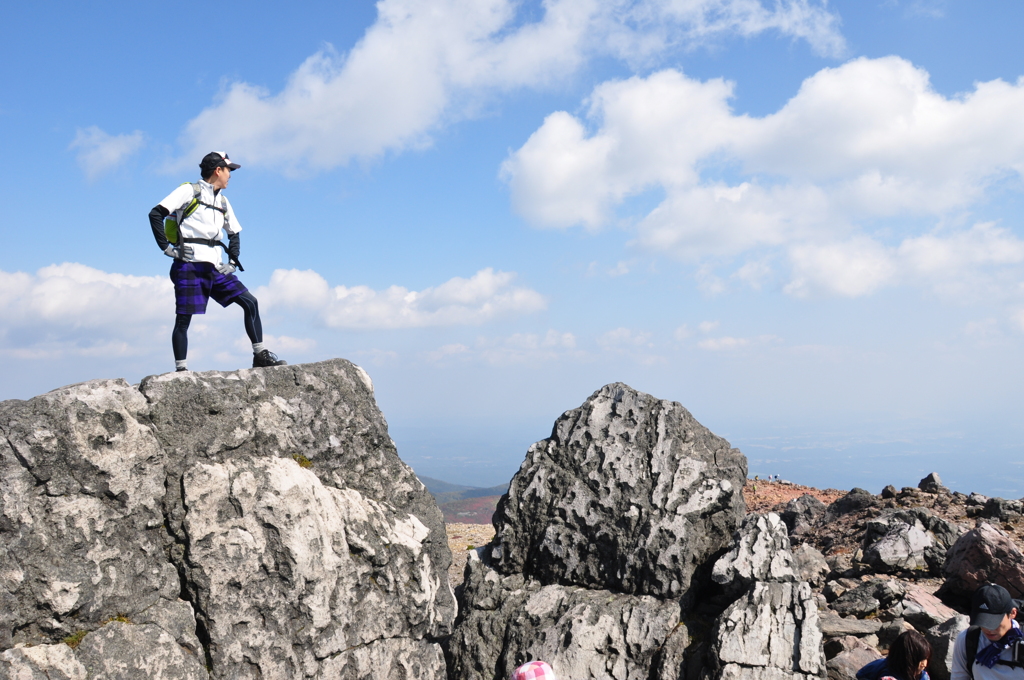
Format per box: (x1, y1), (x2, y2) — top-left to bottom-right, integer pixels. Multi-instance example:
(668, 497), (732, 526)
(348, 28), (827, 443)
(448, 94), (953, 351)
(951, 583), (1024, 680)
(858, 631), (932, 680)
(148, 151), (286, 372)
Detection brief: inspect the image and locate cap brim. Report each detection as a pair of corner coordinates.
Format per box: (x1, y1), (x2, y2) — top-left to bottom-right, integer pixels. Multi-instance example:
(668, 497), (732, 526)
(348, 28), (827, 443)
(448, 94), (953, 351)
(225, 162), (241, 170)
(972, 611), (1008, 630)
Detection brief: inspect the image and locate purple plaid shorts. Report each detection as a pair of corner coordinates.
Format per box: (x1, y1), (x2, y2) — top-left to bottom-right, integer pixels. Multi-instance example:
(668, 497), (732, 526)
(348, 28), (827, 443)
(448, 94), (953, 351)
(170, 261), (248, 315)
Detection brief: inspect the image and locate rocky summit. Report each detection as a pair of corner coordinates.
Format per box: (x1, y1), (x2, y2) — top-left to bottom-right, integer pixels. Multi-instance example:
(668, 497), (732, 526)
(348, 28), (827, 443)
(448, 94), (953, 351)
(0, 360), (455, 680)
(2, 369), (1018, 680)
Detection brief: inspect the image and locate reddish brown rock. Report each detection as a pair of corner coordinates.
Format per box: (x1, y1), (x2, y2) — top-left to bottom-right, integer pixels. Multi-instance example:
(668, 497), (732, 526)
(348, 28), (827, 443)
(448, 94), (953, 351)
(940, 522), (1024, 604)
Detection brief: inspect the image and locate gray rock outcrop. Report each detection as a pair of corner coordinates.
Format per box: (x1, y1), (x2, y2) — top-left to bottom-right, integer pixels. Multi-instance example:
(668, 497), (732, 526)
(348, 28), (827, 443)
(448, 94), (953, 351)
(449, 383), (750, 680)
(782, 494), (827, 537)
(489, 383), (747, 600)
(861, 509), (962, 575)
(0, 360), (455, 680)
(711, 581), (825, 680)
(712, 513), (797, 597)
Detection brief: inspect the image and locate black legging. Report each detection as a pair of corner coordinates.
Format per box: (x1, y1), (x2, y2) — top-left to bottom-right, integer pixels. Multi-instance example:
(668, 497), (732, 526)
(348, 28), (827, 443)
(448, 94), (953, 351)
(172, 291), (263, 361)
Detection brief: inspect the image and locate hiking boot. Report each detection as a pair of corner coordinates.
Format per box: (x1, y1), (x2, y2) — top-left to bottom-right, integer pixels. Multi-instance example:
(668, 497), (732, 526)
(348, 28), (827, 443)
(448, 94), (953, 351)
(175, 367), (188, 372)
(253, 349), (287, 368)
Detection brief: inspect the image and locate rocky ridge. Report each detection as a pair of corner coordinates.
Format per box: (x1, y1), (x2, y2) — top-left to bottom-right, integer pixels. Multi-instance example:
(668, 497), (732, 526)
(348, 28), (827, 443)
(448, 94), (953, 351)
(0, 360), (455, 680)
(3, 366), (1019, 680)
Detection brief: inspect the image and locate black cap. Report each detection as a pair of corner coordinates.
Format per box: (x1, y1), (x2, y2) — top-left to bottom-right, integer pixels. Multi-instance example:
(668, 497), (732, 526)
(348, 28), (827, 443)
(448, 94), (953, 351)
(200, 151), (241, 176)
(972, 583), (1015, 629)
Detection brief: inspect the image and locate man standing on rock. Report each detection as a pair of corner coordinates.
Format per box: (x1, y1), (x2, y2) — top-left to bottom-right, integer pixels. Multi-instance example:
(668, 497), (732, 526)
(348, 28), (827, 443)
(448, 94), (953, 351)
(148, 151), (287, 372)
(951, 583), (1024, 680)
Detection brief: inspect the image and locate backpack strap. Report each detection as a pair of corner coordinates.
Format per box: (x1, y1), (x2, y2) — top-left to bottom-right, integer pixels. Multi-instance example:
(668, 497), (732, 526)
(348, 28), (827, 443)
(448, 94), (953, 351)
(967, 627), (981, 680)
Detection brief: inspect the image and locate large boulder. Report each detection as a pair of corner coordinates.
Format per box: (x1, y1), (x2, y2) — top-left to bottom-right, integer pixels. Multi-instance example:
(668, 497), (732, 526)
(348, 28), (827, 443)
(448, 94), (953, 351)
(826, 489), (877, 518)
(782, 494), (827, 536)
(489, 382), (747, 599)
(939, 522), (1024, 606)
(450, 383), (750, 680)
(0, 360), (455, 680)
(861, 509), (963, 576)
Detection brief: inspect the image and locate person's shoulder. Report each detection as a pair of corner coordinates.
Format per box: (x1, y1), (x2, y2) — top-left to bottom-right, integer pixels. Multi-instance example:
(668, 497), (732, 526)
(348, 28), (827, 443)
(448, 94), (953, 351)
(858, 657), (888, 680)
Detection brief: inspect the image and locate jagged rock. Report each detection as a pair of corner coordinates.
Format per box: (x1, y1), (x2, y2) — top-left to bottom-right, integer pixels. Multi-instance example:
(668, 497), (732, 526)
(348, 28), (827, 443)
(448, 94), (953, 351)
(782, 495), (827, 536)
(818, 613), (883, 637)
(826, 554), (856, 578)
(967, 493), (989, 506)
(448, 553), (682, 680)
(713, 513), (797, 597)
(792, 544), (830, 588)
(826, 639), (881, 680)
(827, 489), (878, 518)
(939, 522), (1024, 605)
(881, 485), (898, 499)
(830, 579), (904, 619)
(919, 473), (946, 494)
(74, 621), (208, 680)
(824, 635), (867, 660)
(862, 508), (963, 575)
(899, 583), (958, 630)
(0, 642), (87, 680)
(0, 360), (455, 679)
(489, 383), (747, 599)
(925, 614), (970, 680)
(981, 497), (1024, 522)
(831, 589), (879, 618)
(876, 619), (915, 650)
(711, 581), (826, 680)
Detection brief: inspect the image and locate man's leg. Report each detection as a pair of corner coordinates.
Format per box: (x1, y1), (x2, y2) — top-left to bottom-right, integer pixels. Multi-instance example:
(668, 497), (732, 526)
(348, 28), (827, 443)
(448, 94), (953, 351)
(232, 292), (287, 367)
(172, 314), (192, 371)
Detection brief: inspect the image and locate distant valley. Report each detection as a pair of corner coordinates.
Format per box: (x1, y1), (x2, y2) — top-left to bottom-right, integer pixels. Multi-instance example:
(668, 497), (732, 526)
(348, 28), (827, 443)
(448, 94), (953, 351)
(418, 476), (508, 524)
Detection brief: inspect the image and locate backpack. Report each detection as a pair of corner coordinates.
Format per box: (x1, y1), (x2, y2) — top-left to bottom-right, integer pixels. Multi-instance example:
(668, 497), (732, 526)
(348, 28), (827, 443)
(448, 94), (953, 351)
(163, 183), (242, 270)
(163, 182), (227, 245)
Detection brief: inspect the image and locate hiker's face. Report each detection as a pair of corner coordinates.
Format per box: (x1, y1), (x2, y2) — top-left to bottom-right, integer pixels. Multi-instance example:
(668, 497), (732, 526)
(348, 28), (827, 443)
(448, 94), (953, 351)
(211, 166), (231, 190)
(981, 609), (1016, 640)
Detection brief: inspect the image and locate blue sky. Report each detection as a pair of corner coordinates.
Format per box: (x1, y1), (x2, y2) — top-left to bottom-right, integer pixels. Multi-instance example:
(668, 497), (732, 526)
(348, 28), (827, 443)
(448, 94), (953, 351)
(2, 0), (1024, 496)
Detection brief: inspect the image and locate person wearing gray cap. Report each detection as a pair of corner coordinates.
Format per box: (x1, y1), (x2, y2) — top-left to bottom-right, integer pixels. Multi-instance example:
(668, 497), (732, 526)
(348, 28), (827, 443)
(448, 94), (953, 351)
(951, 583), (1024, 680)
(148, 151), (287, 372)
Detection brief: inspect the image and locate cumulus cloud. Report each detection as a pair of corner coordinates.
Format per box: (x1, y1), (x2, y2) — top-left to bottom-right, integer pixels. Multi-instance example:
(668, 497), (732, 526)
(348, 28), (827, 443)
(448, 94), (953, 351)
(0, 264), (544, 361)
(697, 334), (778, 350)
(69, 126), (144, 180)
(785, 223), (1024, 298)
(178, 0), (842, 172)
(504, 56), (1024, 297)
(255, 267), (545, 328)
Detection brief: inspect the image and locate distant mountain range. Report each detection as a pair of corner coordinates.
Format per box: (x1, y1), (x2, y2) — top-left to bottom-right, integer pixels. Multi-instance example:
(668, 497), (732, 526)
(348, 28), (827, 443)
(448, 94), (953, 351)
(418, 476), (509, 524)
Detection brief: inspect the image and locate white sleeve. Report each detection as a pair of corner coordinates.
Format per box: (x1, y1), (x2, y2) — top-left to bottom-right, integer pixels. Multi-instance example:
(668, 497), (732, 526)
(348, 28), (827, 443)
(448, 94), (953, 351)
(223, 196), (242, 234)
(158, 184), (195, 213)
(951, 630), (971, 680)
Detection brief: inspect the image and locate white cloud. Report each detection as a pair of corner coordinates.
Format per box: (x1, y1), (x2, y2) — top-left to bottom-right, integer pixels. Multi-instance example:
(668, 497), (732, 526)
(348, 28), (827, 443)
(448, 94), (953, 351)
(256, 267), (545, 329)
(598, 327), (652, 348)
(698, 320), (720, 333)
(178, 0), (842, 173)
(673, 324), (692, 340)
(784, 224), (1024, 299)
(0, 264), (168, 331)
(504, 57), (1024, 297)
(785, 236), (897, 298)
(1013, 310), (1024, 333)
(424, 330), (578, 364)
(698, 334), (778, 350)
(69, 126), (144, 180)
